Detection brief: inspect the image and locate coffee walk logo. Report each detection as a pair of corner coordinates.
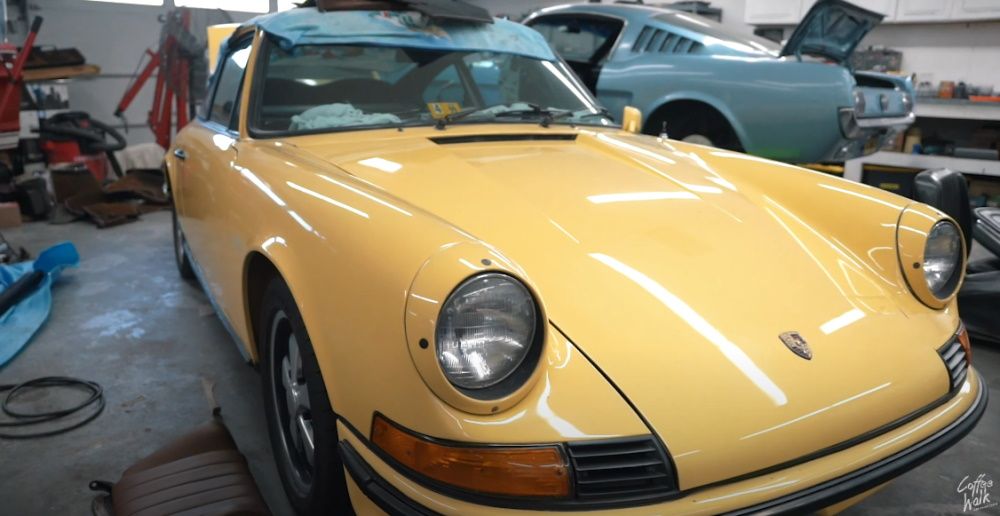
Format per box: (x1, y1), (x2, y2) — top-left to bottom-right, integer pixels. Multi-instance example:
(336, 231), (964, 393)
(957, 473), (997, 512)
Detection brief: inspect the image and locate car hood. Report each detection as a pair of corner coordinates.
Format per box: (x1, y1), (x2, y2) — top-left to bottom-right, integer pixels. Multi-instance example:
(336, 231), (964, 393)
(780, 0), (884, 64)
(288, 126), (953, 489)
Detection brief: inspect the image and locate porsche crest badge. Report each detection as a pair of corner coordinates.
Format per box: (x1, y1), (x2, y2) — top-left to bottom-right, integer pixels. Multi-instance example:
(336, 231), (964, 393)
(780, 331), (812, 360)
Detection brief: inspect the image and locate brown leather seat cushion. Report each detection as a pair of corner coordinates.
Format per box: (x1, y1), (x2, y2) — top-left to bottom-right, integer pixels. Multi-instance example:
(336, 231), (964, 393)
(111, 420), (269, 516)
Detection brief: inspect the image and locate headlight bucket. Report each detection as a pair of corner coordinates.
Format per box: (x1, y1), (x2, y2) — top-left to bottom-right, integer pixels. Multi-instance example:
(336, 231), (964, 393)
(897, 207), (966, 308)
(405, 243), (546, 415)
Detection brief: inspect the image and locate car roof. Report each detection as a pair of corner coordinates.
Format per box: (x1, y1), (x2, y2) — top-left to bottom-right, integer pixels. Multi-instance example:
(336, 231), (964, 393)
(241, 7), (556, 61)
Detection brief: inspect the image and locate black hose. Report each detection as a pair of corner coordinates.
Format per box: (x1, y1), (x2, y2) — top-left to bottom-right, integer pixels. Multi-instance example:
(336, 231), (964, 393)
(0, 377), (105, 439)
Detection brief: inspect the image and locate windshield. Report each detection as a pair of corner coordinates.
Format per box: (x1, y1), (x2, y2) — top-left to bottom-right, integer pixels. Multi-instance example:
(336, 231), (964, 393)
(251, 41), (614, 135)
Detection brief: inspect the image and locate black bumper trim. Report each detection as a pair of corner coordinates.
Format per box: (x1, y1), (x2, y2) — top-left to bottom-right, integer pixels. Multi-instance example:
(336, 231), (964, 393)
(339, 440), (440, 516)
(726, 374), (989, 515)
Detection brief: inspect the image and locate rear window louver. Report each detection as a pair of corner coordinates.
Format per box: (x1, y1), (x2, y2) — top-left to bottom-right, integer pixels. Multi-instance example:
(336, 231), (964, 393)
(938, 337), (969, 392)
(634, 26), (704, 55)
(566, 436), (677, 503)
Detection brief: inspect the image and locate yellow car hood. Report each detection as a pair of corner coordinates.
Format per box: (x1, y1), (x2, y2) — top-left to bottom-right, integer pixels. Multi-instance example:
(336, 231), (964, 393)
(289, 126), (955, 489)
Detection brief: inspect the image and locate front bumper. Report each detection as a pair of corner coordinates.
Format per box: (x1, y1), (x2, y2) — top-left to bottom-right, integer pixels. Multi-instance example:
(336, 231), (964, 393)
(338, 371), (987, 515)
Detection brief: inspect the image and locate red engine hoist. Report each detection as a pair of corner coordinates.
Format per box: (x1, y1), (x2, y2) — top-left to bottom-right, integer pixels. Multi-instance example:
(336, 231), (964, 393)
(115, 9), (200, 150)
(0, 16), (42, 142)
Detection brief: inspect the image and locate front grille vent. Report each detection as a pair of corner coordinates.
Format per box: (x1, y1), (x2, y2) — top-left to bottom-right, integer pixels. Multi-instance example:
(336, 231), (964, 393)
(566, 436), (676, 502)
(939, 338), (969, 391)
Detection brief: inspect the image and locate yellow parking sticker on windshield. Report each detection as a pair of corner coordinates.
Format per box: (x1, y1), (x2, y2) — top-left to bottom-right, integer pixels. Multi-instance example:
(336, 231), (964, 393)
(427, 102), (462, 119)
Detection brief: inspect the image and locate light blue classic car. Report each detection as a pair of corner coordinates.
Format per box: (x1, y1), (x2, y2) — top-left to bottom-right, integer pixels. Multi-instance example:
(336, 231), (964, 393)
(524, 0), (915, 163)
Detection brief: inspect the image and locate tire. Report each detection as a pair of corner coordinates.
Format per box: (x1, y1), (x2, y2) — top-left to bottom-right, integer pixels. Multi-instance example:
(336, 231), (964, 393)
(646, 107), (743, 152)
(259, 277), (352, 515)
(172, 208), (196, 281)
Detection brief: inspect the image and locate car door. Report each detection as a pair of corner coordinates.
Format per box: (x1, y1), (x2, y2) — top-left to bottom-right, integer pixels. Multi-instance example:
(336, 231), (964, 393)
(174, 38), (252, 308)
(526, 14), (624, 95)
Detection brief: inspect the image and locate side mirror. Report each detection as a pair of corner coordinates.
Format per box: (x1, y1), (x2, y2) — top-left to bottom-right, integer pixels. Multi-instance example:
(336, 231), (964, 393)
(622, 106), (642, 134)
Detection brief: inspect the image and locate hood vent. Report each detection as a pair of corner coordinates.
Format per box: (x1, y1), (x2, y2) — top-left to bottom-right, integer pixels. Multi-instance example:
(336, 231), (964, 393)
(430, 133), (577, 145)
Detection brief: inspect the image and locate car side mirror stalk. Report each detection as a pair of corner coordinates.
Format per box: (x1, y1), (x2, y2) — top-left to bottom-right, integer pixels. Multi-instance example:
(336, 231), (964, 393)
(622, 106), (642, 134)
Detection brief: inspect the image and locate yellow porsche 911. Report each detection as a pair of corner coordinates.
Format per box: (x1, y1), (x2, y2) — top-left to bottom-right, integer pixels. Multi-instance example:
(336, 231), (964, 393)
(167, 3), (986, 515)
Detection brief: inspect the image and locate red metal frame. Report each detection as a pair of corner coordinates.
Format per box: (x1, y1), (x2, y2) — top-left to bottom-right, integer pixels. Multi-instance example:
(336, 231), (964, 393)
(115, 9), (192, 150)
(0, 17), (43, 135)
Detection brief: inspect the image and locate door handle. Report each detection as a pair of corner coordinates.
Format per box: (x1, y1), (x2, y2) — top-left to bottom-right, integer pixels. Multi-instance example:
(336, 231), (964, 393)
(173, 148), (188, 160)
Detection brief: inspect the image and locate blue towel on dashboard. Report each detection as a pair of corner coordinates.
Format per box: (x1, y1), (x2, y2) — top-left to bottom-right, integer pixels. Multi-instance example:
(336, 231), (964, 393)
(0, 242), (79, 368)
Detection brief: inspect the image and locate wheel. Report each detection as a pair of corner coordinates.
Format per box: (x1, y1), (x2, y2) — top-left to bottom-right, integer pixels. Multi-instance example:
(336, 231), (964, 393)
(172, 208), (195, 281)
(259, 278), (352, 515)
(645, 104), (743, 152)
(681, 134), (715, 146)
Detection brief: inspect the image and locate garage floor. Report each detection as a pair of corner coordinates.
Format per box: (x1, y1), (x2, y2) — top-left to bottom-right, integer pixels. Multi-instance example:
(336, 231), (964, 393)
(1, 213), (997, 516)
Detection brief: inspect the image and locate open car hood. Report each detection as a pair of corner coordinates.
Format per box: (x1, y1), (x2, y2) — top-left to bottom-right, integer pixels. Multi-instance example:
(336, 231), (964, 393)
(780, 0), (884, 64)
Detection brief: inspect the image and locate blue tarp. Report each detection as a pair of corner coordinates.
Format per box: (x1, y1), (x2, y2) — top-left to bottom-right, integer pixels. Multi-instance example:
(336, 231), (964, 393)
(244, 7), (556, 61)
(0, 243), (79, 368)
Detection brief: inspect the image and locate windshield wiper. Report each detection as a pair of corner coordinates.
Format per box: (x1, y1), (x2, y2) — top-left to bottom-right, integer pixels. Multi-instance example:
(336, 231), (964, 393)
(491, 104), (575, 128)
(434, 106), (489, 130)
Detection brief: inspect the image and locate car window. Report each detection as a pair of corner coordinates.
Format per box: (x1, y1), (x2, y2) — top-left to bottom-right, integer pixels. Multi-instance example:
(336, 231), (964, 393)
(424, 65), (468, 105)
(251, 42), (611, 135)
(209, 44), (252, 128)
(529, 16), (624, 64)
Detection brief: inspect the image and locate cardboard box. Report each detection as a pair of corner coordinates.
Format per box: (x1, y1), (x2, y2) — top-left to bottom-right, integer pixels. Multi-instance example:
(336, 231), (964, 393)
(0, 202), (21, 228)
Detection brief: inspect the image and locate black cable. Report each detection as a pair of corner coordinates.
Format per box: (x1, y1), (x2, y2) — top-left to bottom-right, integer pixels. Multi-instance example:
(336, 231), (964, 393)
(0, 377), (104, 439)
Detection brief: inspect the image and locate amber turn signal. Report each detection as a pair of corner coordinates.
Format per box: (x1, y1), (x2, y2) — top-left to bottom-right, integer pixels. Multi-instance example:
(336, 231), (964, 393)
(958, 323), (972, 365)
(371, 414), (571, 498)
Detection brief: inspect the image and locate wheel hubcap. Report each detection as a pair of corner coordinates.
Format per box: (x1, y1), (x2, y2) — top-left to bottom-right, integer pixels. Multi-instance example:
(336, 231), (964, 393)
(270, 311), (315, 490)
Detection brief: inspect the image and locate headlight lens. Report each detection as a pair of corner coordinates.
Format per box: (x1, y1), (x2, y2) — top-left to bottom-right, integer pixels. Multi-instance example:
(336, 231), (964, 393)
(924, 221), (963, 299)
(853, 90), (867, 116)
(436, 273), (537, 390)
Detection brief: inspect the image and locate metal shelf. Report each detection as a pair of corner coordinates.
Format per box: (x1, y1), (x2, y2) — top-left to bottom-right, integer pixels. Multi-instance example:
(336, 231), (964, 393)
(844, 151), (1000, 182)
(913, 98), (1000, 122)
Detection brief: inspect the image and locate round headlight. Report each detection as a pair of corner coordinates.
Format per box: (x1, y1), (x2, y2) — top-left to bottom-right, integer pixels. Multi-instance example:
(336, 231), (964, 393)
(924, 221), (963, 299)
(436, 273), (537, 390)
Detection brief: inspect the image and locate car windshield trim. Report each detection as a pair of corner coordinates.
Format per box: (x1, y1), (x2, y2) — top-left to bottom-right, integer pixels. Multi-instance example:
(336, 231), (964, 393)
(246, 37), (615, 139)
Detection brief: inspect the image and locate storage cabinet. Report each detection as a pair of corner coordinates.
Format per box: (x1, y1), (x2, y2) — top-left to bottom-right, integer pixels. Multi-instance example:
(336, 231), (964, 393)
(894, 0), (953, 22)
(852, 0), (897, 19)
(744, 0), (806, 25)
(746, 0), (1000, 24)
(951, 0), (1000, 20)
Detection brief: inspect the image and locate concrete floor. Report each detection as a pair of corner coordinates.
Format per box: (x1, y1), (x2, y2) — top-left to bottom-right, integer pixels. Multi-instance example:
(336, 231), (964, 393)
(0, 212), (997, 516)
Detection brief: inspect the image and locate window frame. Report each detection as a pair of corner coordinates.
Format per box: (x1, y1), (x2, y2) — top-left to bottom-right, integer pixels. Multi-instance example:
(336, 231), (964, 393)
(202, 35), (254, 135)
(524, 13), (628, 65)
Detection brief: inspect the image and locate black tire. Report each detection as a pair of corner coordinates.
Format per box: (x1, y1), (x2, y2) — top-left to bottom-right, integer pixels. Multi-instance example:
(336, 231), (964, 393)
(172, 208), (196, 281)
(259, 277), (352, 515)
